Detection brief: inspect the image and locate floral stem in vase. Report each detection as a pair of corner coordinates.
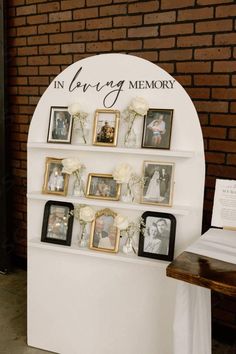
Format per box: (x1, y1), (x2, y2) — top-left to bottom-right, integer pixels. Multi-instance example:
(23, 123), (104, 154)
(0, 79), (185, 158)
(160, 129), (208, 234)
(79, 117), (87, 144)
(79, 222), (88, 247)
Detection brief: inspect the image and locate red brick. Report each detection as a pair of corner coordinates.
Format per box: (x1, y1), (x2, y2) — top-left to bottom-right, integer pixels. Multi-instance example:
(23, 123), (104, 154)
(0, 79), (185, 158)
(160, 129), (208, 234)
(26, 0), (49, 3)
(8, 17), (26, 27)
(232, 75), (236, 86)
(29, 76), (49, 85)
(49, 11), (72, 22)
(50, 55), (73, 65)
(229, 128), (236, 140)
(196, 19), (233, 33)
(197, 0), (233, 4)
(16, 5), (36, 16)
(28, 35), (49, 45)
(18, 46), (38, 56)
(73, 31), (98, 42)
(38, 23), (60, 34)
(61, 0), (86, 10)
(205, 152), (225, 164)
(74, 8), (99, 20)
(38, 2), (60, 13)
(39, 45), (60, 55)
(202, 126), (226, 139)
(144, 11), (176, 24)
(158, 63), (174, 73)
(61, 21), (85, 32)
(161, 23), (193, 36)
(208, 164), (236, 179)
(161, 0), (194, 9)
(227, 154), (236, 165)
(144, 37), (175, 49)
(186, 87), (210, 99)
(174, 75), (192, 86)
(9, 0), (25, 5)
(209, 140), (236, 153)
(15, 57), (27, 66)
(9, 37), (27, 47)
(10, 77), (28, 85)
(27, 14), (48, 25)
(100, 29), (126, 40)
(215, 33), (236, 45)
(194, 100), (228, 112)
(18, 66), (39, 75)
(100, 4), (127, 16)
(128, 26), (158, 38)
(129, 1), (159, 14)
(19, 86), (39, 95)
(61, 43), (85, 53)
(17, 26), (37, 36)
(214, 61), (236, 73)
(49, 33), (72, 44)
(131, 51), (158, 62)
(114, 15), (142, 27)
(29, 96), (40, 105)
(86, 18), (112, 30)
(28, 56), (49, 65)
(212, 88), (236, 100)
(177, 61), (211, 73)
(160, 49), (192, 61)
(194, 74), (229, 86)
(113, 40), (142, 50)
(195, 47), (231, 60)
(210, 114), (236, 126)
(198, 113), (209, 125)
(230, 102), (236, 113)
(39, 65), (61, 76)
(86, 41), (112, 52)
(178, 7), (213, 21)
(216, 4), (236, 17)
(86, 0), (112, 5)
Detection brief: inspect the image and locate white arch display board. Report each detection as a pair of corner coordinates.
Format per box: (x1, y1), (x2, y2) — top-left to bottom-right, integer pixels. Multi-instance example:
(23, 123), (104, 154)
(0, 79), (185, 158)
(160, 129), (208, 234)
(27, 54), (205, 354)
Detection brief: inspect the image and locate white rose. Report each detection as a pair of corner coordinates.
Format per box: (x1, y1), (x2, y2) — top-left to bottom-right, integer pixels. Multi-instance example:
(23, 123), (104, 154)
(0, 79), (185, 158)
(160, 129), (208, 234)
(114, 215), (129, 230)
(62, 158), (81, 174)
(112, 163), (133, 184)
(129, 97), (149, 116)
(79, 206), (95, 223)
(68, 103), (80, 116)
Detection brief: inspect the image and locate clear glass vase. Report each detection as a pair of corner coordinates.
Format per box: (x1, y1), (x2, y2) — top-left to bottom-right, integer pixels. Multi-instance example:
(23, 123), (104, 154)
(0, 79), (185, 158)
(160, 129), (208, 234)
(124, 128), (137, 148)
(73, 176), (85, 197)
(122, 234), (135, 254)
(78, 223), (88, 248)
(121, 183), (133, 203)
(74, 126), (89, 145)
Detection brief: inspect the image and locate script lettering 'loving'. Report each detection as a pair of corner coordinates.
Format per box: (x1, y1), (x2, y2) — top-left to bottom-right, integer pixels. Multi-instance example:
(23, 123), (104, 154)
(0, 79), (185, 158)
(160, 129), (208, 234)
(69, 67), (125, 108)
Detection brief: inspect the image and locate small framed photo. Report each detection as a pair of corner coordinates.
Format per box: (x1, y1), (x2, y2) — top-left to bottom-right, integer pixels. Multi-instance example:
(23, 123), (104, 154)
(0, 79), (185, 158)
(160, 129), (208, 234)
(42, 157), (69, 196)
(141, 161), (174, 207)
(138, 211), (176, 261)
(86, 173), (121, 201)
(89, 208), (120, 253)
(47, 106), (73, 143)
(41, 201), (74, 246)
(93, 109), (120, 146)
(142, 108), (173, 149)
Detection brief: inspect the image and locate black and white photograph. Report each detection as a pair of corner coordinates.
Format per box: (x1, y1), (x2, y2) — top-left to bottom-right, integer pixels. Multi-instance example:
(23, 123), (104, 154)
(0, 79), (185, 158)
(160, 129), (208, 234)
(93, 109), (120, 146)
(41, 201), (74, 246)
(141, 161), (174, 207)
(42, 157), (69, 196)
(142, 108), (173, 150)
(86, 173), (121, 201)
(47, 106), (73, 143)
(89, 209), (120, 253)
(138, 211), (176, 261)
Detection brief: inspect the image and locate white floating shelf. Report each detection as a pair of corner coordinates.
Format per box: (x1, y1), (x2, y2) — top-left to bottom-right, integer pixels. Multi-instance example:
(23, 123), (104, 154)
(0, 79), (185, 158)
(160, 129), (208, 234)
(27, 142), (194, 158)
(27, 191), (191, 216)
(29, 238), (169, 268)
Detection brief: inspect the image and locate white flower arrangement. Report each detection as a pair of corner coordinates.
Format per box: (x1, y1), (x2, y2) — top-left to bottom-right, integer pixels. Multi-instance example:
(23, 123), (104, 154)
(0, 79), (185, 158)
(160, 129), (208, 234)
(73, 205), (95, 225)
(62, 158), (85, 178)
(68, 103), (88, 143)
(123, 97), (149, 146)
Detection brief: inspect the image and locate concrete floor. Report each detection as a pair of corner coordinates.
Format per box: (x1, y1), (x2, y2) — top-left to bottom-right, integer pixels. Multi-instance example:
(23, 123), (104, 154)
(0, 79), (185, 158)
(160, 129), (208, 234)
(0, 268), (235, 354)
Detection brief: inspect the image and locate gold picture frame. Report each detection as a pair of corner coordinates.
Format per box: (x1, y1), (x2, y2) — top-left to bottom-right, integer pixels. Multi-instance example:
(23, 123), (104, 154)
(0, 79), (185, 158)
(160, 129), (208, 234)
(92, 109), (120, 147)
(42, 157), (69, 196)
(89, 208), (120, 253)
(86, 173), (121, 201)
(141, 161), (175, 207)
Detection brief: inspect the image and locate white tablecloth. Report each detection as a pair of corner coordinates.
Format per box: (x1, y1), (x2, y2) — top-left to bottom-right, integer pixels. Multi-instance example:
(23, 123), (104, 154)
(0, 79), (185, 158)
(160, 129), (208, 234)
(173, 228), (236, 354)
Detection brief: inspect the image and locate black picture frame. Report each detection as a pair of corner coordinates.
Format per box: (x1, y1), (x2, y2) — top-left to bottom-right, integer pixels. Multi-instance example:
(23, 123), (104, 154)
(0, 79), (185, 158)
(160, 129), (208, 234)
(138, 211), (176, 261)
(47, 106), (73, 143)
(142, 108), (173, 150)
(41, 201), (74, 246)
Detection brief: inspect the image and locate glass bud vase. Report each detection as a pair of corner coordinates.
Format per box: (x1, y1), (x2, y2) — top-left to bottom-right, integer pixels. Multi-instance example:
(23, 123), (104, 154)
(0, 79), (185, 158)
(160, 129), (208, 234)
(121, 183), (133, 203)
(73, 176), (84, 197)
(122, 234), (134, 254)
(124, 128), (137, 148)
(74, 126), (89, 145)
(78, 223), (88, 248)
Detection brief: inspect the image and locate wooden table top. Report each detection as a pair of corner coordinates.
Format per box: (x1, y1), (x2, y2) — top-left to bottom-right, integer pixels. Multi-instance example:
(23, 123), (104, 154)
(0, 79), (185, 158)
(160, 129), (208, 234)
(166, 251), (236, 297)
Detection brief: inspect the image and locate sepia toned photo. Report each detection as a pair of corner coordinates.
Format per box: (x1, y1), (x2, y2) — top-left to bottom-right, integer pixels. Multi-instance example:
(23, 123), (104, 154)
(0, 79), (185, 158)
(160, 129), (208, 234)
(41, 201), (74, 246)
(141, 161), (174, 207)
(42, 157), (69, 196)
(138, 211), (176, 261)
(86, 173), (121, 201)
(89, 208), (120, 253)
(93, 109), (120, 147)
(142, 109), (173, 150)
(47, 106), (73, 143)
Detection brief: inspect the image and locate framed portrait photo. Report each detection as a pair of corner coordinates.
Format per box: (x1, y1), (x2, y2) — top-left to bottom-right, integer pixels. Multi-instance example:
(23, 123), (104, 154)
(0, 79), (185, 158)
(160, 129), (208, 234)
(47, 106), (73, 143)
(89, 208), (120, 253)
(142, 108), (173, 150)
(86, 173), (121, 201)
(93, 109), (120, 147)
(141, 161), (175, 207)
(42, 157), (69, 196)
(41, 201), (74, 246)
(138, 211), (176, 261)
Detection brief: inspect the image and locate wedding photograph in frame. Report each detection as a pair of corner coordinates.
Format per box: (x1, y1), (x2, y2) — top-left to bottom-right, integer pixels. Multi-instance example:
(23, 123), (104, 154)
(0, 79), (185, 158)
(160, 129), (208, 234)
(142, 108), (173, 150)
(47, 106), (73, 143)
(42, 157), (69, 196)
(86, 173), (121, 201)
(89, 208), (120, 253)
(41, 201), (74, 246)
(138, 211), (176, 261)
(141, 161), (175, 207)
(92, 109), (120, 147)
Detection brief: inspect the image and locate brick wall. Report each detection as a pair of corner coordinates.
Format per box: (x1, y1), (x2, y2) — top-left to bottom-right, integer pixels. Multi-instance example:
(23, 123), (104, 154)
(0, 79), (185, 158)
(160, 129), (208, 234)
(6, 0), (236, 259)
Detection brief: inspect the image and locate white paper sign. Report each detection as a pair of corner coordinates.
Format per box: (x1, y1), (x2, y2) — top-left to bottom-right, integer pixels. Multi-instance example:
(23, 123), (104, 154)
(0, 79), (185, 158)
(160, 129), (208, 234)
(211, 179), (236, 228)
